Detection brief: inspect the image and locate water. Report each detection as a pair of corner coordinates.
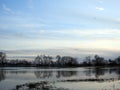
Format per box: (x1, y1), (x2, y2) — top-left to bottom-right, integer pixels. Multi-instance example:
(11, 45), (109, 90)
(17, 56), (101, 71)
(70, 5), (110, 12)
(0, 67), (120, 90)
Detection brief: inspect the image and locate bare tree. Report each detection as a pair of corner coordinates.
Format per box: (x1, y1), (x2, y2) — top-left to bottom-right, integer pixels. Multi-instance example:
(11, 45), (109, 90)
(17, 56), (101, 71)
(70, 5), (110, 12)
(83, 56), (92, 66)
(56, 55), (61, 65)
(93, 55), (105, 66)
(0, 52), (6, 64)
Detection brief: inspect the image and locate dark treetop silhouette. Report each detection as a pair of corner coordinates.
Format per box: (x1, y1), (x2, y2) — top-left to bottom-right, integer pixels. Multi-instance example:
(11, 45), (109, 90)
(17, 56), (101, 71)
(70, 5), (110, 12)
(0, 52), (120, 67)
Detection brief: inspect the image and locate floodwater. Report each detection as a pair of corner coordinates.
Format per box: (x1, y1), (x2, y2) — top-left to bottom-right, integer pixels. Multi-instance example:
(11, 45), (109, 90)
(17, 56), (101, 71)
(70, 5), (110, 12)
(0, 67), (120, 90)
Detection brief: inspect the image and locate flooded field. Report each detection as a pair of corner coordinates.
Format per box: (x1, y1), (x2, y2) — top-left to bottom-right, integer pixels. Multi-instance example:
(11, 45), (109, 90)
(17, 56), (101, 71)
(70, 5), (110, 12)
(0, 67), (120, 90)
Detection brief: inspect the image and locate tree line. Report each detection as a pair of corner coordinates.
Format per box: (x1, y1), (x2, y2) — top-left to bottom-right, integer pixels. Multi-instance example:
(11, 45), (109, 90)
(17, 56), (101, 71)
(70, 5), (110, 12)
(34, 55), (78, 67)
(82, 55), (120, 66)
(0, 52), (120, 67)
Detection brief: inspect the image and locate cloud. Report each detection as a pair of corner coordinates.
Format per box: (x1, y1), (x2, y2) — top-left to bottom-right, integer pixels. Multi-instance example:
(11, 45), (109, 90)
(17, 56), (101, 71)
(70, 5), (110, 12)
(3, 48), (120, 61)
(2, 4), (14, 14)
(51, 29), (120, 39)
(96, 7), (104, 11)
(1, 28), (120, 56)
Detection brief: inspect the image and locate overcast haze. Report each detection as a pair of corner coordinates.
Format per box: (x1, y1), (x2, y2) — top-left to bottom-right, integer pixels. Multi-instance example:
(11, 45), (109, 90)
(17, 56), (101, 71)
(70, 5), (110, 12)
(0, 0), (120, 60)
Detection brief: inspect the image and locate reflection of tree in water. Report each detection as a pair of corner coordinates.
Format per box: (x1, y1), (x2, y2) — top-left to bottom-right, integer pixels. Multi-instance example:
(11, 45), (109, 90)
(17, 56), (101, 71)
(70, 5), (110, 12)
(0, 69), (6, 81)
(109, 68), (120, 79)
(116, 69), (120, 76)
(84, 68), (92, 77)
(84, 68), (108, 79)
(109, 68), (120, 74)
(34, 71), (53, 79)
(56, 71), (77, 78)
(92, 68), (106, 79)
(34, 71), (77, 79)
(84, 67), (120, 79)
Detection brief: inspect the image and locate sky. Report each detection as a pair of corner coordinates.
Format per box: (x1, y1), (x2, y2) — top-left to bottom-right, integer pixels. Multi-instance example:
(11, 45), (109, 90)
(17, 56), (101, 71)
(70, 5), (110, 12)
(0, 0), (120, 59)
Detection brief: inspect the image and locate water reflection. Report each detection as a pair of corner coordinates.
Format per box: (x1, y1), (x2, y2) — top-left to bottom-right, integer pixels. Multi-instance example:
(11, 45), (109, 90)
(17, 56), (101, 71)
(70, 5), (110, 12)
(91, 68), (106, 79)
(110, 68), (120, 75)
(34, 71), (77, 79)
(0, 67), (120, 82)
(84, 67), (120, 79)
(34, 71), (53, 79)
(56, 71), (77, 78)
(0, 69), (6, 81)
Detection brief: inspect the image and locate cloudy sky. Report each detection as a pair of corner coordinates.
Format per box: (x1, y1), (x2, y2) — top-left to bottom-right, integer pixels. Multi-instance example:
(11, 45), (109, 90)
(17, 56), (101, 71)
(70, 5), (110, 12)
(0, 0), (120, 59)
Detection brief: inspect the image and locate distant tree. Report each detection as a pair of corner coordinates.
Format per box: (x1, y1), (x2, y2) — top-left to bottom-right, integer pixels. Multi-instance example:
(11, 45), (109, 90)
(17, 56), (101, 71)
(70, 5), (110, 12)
(61, 56), (78, 66)
(83, 56), (92, 66)
(92, 55), (105, 66)
(34, 55), (54, 66)
(34, 55), (41, 65)
(0, 52), (6, 65)
(56, 55), (61, 65)
(47, 56), (53, 65)
(115, 56), (120, 65)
